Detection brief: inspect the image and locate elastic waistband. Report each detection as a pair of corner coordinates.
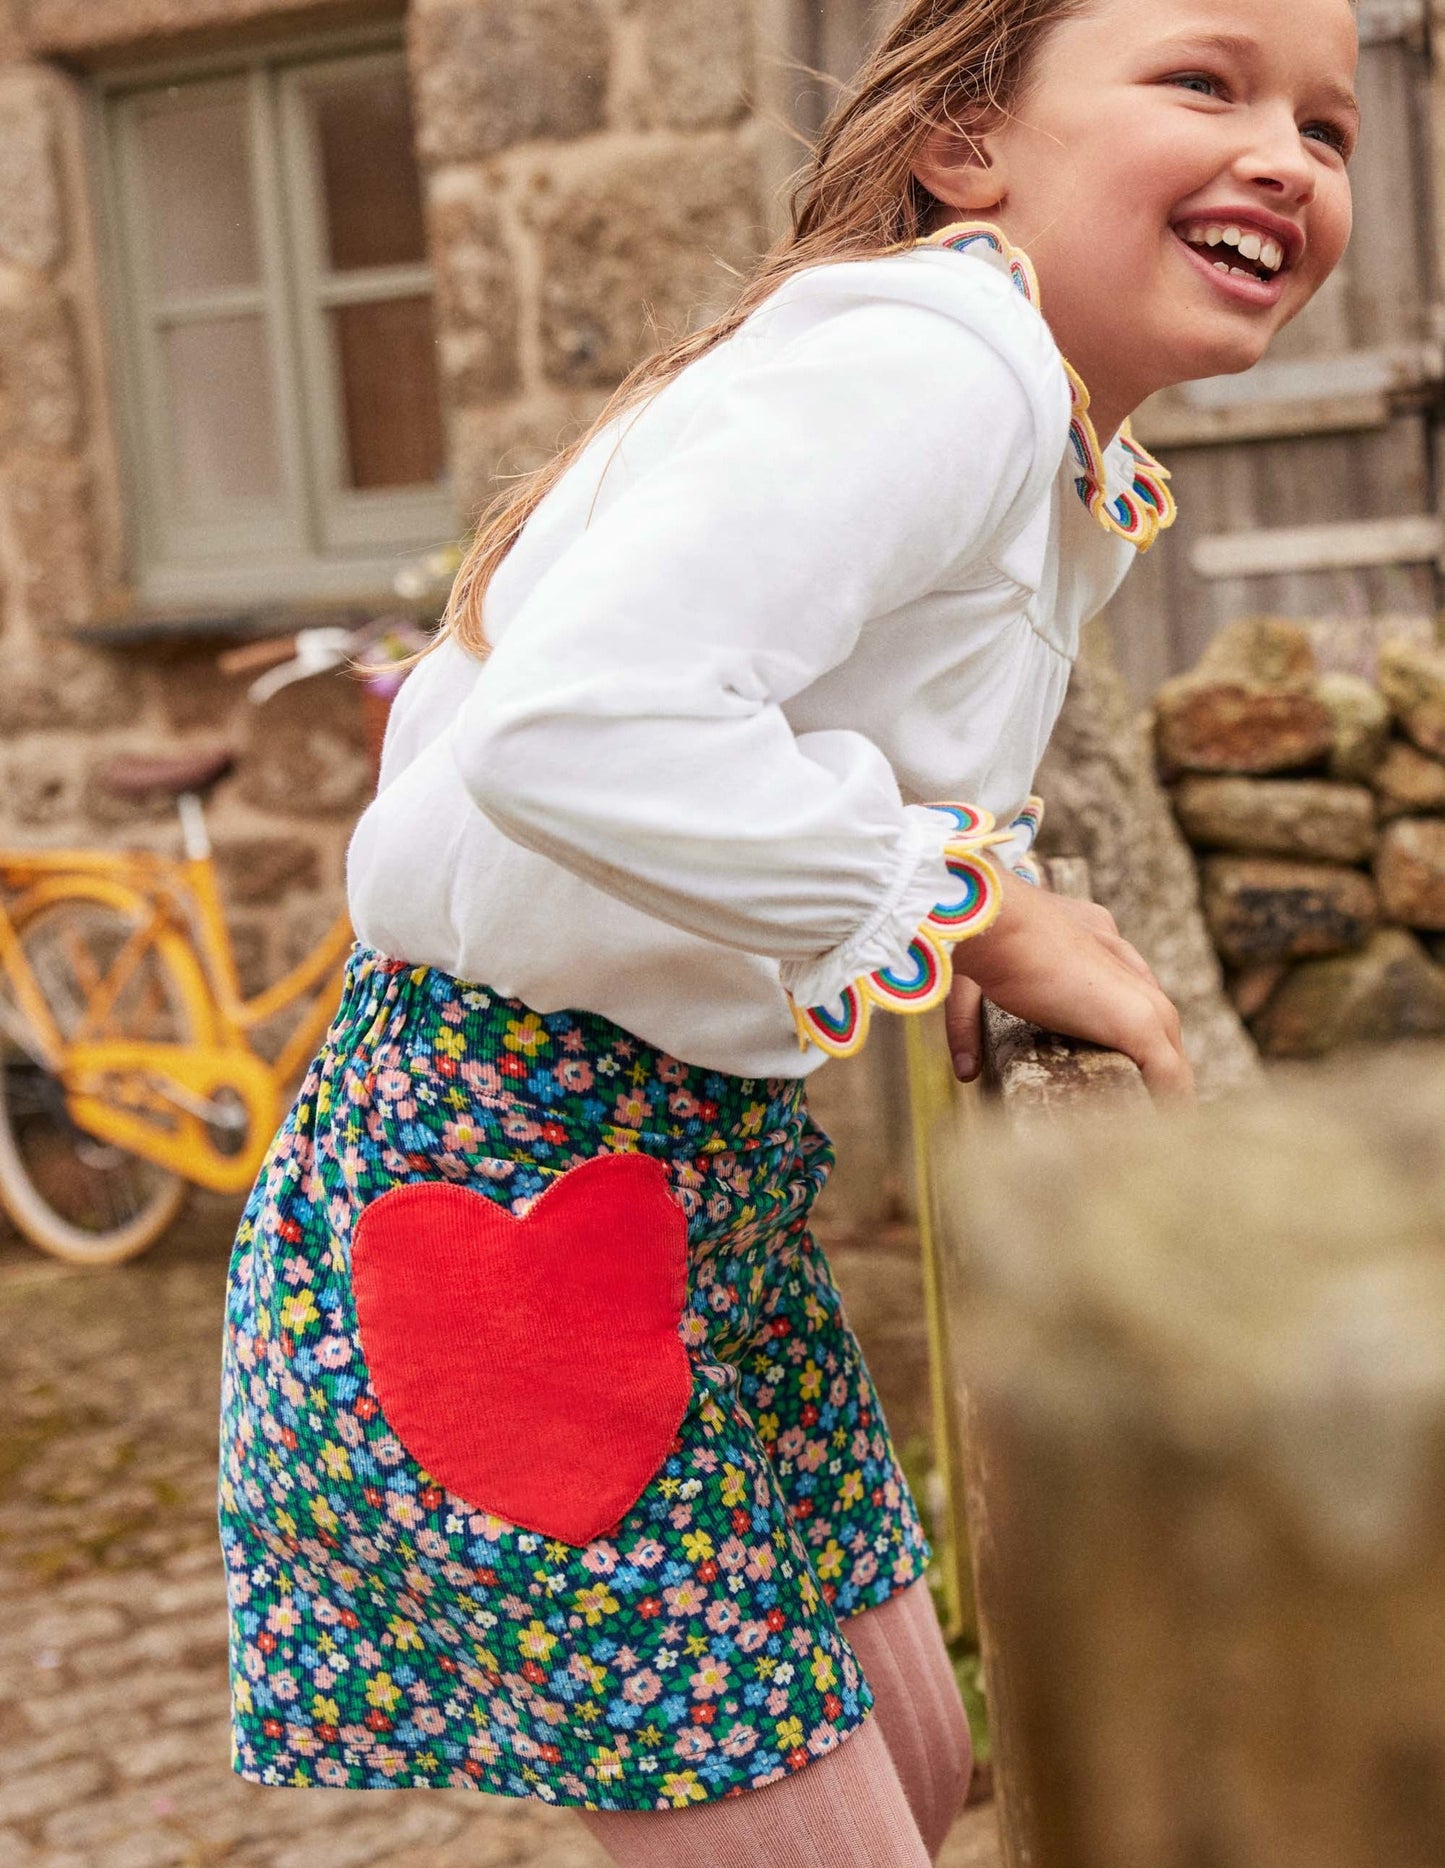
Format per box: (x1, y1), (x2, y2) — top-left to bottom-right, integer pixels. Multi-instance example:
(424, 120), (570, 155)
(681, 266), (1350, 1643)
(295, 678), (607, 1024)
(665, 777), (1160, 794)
(331, 947), (810, 1150)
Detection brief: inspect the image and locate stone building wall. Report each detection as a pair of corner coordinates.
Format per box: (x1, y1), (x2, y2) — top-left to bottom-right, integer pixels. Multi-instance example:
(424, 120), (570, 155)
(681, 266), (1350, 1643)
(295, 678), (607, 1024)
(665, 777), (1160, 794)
(0, 0), (770, 998)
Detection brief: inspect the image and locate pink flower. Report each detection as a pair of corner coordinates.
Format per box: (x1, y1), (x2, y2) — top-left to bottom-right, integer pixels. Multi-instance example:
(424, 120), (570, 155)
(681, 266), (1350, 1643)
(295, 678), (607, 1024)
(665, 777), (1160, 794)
(613, 1091), (649, 1128)
(555, 1058), (594, 1092)
(744, 1546), (776, 1582)
(664, 1580), (706, 1617)
(622, 1669), (662, 1705)
(315, 1336), (352, 1370)
(717, 1537), (750, 1575)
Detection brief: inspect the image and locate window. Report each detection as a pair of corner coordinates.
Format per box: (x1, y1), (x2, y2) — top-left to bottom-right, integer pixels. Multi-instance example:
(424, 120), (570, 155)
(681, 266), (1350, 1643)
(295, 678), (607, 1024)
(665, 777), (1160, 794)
(102, 44), (455, 608)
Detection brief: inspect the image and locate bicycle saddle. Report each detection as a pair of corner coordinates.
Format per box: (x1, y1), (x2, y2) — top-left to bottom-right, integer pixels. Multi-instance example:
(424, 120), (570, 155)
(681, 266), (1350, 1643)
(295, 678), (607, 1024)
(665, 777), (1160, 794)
(104, 747), (236, 800)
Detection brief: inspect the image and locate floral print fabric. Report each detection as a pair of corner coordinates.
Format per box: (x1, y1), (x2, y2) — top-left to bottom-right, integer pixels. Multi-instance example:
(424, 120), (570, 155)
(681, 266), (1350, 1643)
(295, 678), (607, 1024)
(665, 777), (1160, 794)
(220, 950), (929, 1809)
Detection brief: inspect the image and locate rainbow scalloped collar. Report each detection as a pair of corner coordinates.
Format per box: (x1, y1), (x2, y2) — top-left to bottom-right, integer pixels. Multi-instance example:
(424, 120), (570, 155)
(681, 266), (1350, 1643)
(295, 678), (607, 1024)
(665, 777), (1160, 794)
(917, 221), (1177, 554)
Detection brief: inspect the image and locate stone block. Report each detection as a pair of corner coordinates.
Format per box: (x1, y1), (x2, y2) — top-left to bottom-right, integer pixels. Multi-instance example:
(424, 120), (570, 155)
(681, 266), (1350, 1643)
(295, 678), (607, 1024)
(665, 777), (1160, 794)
(627, 0), (754, 130)
(427, 177), (521, 404)
(1372, 738), (1445, 819)
(0, 745), (79, 828)
(0, 642), (140, 733)
(449, 395), (600, 516)
(1378, 635), (1445, 759)
(236, 673), (372, 819)
(1251, 928), (1445, 1057)
(1376, 817), (1445, 930)
(1315, 671), (1389, 781)
(1197, 614), (1316, 685)
(1172, 774), (1376, 863)
(532, 141), (763, 388)
(0, 289), (83, 455)
(5, 456), (100, 630)
(1201, 856), (1377, 966)
(411, 0), (609, 165)
(0, 71), (63, 271)
(1155, 679), (1334, 777)
(449, 396), (582, 507)
(0, 1757), (105, 1825)
(215, 837), (320, 908)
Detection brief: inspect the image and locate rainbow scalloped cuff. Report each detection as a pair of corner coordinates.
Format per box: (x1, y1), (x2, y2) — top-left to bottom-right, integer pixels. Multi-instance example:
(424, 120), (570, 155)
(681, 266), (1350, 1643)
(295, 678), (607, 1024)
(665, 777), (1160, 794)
(789, 802), (1007, 1060)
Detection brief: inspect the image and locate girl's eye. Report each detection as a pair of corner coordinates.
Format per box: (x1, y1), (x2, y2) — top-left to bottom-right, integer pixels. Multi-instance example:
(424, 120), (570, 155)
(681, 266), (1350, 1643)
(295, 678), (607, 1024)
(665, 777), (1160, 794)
(1167, 72), (1225, 99)
(1302, 121), (1349, 156)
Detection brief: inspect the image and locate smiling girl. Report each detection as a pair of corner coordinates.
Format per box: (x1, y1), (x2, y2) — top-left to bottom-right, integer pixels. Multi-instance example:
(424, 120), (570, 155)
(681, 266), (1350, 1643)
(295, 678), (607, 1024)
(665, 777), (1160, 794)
(221, 0), (1358, 1863)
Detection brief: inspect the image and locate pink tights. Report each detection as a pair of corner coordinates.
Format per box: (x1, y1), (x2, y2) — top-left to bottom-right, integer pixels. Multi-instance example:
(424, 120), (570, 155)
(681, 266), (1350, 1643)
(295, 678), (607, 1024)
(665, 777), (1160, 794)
(580, 1578), (973, 1867)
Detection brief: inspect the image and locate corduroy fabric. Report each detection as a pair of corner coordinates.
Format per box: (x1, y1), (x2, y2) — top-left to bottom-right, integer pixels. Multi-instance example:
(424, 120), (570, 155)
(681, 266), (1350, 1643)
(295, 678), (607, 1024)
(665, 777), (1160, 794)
(582, 1711), (931, 1867)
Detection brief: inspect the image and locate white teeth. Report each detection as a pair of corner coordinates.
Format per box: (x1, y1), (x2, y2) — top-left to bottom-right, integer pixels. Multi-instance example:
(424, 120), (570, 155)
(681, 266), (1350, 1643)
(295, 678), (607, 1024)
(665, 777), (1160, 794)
(1182, 221), (1289, 276)
(1214, 261), (1229, 271)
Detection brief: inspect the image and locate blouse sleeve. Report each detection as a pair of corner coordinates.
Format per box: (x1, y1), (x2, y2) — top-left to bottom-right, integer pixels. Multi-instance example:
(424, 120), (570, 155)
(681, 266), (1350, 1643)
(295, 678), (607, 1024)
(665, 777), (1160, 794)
(451, 287), (1056, 1045)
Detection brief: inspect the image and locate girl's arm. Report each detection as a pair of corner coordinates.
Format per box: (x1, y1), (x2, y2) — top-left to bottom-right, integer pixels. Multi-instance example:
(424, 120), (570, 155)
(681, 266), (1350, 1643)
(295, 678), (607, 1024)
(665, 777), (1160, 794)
(454, 291), (1062, 1016)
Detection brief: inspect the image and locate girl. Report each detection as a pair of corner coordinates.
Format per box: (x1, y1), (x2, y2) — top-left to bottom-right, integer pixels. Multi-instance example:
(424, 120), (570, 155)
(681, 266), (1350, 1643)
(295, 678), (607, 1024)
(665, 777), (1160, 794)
(219, 0), (1357, 1861)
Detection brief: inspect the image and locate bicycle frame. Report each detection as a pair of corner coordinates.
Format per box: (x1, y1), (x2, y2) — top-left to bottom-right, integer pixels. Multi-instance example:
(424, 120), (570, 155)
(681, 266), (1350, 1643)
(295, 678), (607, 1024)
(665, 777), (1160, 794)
(0, 842), (353, 1194)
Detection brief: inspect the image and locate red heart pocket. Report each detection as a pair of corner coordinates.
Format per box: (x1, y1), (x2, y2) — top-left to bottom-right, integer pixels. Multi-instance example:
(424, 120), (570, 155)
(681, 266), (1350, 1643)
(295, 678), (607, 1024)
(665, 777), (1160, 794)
(351, 1152), (692, 1546)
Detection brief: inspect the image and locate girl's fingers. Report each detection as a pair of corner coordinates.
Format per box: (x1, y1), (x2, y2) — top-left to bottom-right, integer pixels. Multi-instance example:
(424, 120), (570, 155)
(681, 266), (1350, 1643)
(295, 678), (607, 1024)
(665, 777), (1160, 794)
(1100, 933), (1159, 986)
(945, 974), (985, 1081)
(1112, 977), (1194, 1103)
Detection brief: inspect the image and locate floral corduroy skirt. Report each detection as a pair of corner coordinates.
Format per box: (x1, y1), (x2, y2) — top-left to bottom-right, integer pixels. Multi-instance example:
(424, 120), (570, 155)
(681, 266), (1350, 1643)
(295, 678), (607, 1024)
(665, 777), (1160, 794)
(219, 949), (929, 1810)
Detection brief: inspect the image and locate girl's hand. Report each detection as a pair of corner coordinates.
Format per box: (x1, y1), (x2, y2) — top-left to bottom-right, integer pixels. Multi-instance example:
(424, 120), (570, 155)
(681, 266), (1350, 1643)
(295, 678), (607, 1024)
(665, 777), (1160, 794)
(944, 870), (1194, 1101)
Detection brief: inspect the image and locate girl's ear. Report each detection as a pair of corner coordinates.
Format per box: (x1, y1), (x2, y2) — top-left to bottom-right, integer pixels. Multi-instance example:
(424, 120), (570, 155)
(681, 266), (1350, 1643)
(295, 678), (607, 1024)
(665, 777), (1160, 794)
(912, 121), (1008, 216)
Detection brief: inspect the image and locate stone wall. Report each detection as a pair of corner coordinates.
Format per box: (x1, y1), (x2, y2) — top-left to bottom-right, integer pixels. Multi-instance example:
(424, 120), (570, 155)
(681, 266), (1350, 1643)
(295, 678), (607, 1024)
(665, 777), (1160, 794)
(1158, 619), (1445, 1059)
(0, 0), (769, 997)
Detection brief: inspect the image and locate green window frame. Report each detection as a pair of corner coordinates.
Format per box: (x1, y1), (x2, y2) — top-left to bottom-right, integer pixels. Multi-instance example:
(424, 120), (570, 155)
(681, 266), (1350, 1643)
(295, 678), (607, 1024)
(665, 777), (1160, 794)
(98, 37), (457, 610)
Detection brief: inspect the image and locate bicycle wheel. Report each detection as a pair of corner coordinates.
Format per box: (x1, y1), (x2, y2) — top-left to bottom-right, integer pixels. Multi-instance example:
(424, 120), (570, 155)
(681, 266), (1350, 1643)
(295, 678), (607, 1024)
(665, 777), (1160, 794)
(0, 895), (193, 1266)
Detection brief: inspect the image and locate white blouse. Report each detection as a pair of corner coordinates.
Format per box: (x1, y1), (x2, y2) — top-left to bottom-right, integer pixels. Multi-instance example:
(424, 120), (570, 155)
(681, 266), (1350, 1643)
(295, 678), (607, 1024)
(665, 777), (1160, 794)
(347, 229), (1169, 1078)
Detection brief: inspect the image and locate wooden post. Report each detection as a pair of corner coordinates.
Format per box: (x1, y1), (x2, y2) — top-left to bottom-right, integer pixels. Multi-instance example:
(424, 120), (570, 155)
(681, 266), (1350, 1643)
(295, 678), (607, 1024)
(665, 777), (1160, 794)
(935, 1047), (1445, 1868)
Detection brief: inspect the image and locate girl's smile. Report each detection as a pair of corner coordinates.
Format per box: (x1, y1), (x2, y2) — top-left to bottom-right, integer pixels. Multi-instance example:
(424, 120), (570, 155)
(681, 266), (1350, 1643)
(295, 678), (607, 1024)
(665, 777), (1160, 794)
(914, 0), (1359, 439)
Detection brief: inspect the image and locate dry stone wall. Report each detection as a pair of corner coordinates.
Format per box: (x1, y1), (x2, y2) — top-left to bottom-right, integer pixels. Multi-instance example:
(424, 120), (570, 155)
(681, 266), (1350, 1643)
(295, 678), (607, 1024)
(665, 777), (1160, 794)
(1158, 619), (1445, 1059)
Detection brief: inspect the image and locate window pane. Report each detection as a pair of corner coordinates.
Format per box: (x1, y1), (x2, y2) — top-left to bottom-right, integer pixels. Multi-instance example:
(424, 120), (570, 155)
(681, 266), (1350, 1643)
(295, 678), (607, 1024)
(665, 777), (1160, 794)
(135, 88), (261, 297)
(160, 316), (282, 512)
(307, 66), (427, 273)
(330, 295), (446, 490)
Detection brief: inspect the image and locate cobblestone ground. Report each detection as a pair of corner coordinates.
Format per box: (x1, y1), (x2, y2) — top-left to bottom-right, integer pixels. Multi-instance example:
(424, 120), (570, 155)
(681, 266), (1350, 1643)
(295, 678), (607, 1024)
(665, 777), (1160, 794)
(0, 1198), (1000, 1868)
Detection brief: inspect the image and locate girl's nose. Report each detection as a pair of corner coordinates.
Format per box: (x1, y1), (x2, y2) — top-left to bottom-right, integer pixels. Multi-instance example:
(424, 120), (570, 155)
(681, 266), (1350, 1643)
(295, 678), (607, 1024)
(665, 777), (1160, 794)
(1231, 106), (1318, 204)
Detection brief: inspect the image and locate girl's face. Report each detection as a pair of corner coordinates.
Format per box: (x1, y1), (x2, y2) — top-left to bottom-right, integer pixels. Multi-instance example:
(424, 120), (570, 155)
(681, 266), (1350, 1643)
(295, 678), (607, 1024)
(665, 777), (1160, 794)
(917, 0), (1358, 436)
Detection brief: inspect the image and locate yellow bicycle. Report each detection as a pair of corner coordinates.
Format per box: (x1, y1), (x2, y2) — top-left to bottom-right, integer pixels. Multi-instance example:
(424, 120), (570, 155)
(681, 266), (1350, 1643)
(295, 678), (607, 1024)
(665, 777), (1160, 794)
(0, 628), (384, 1267)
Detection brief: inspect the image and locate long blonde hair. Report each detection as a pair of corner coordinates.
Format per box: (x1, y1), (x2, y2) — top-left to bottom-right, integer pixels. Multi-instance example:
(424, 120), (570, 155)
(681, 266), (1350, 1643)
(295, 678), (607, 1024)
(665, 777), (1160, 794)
(439, 0), (1085, 658)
